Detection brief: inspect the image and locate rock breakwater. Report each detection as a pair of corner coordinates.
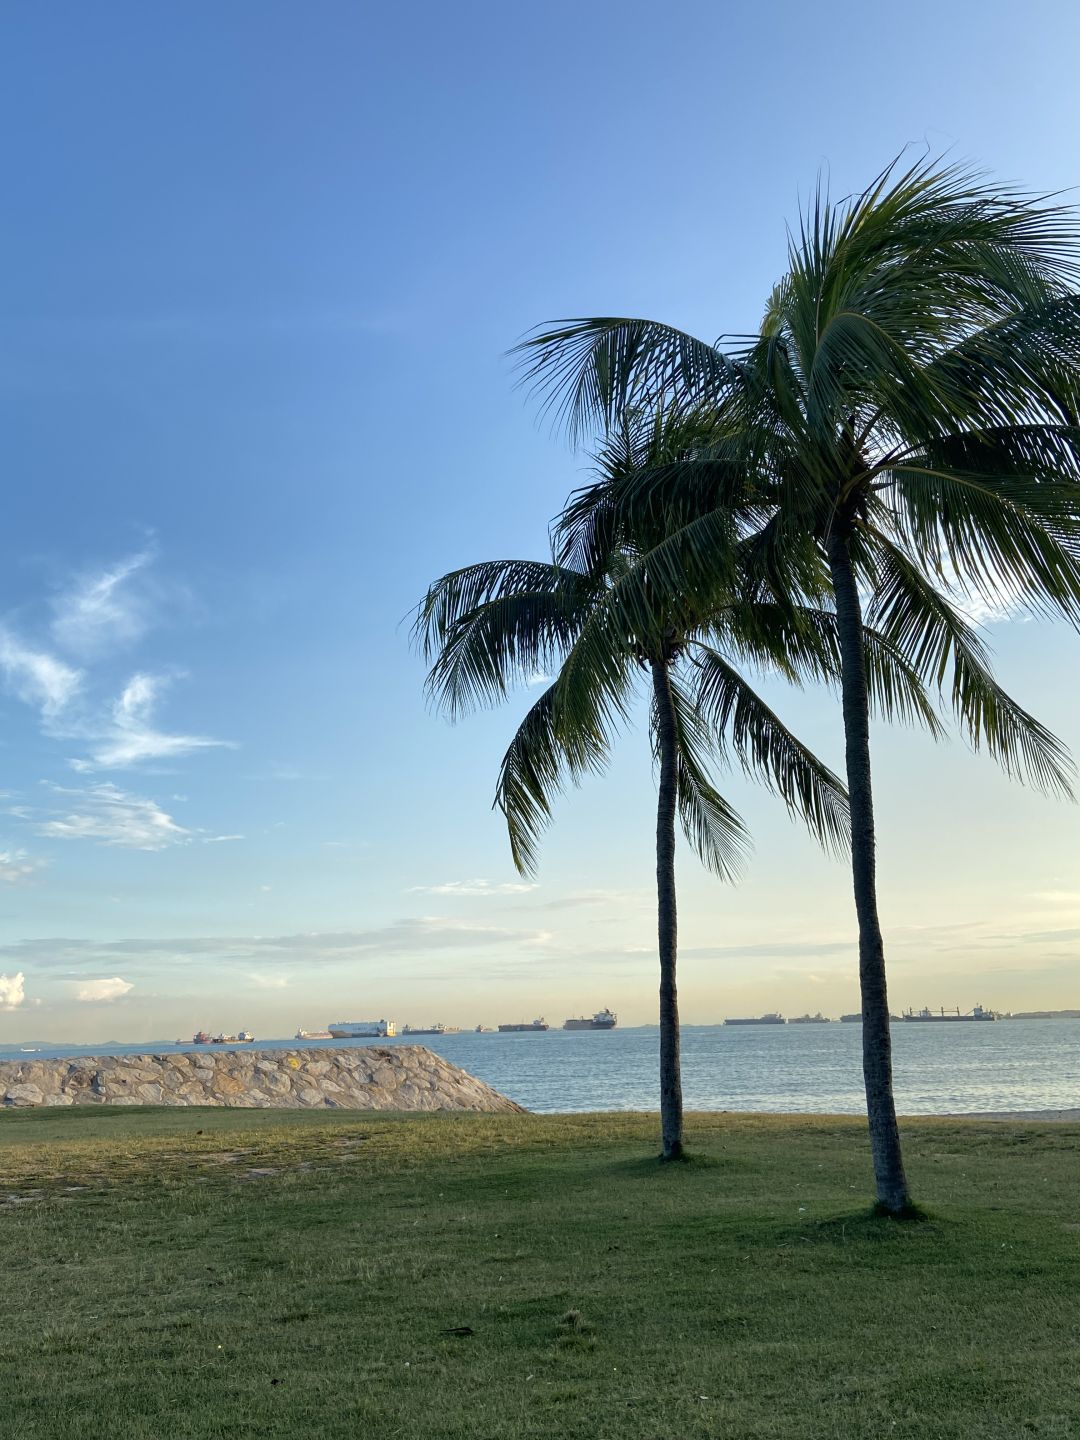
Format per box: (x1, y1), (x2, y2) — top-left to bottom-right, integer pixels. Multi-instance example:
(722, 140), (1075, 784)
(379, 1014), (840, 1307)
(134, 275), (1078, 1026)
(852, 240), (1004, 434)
(0, 1046), (524, 1112)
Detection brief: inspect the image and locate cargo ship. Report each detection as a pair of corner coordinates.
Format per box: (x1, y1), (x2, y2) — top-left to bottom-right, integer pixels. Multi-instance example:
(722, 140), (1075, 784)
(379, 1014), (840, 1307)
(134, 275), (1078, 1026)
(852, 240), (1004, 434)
(497, 1018), (550, 1032)
(724, 1013), (786, 1025)
(901, 1004), (996, 1022)
(563, 1008), (617, 1031)
(295, 1028), (332, 1040)
(401, 1023), (460, 1036)
(789, 1013), (831, 1024)
(327, 1019), (396, 1038)
(840, 1013), (901, 1022)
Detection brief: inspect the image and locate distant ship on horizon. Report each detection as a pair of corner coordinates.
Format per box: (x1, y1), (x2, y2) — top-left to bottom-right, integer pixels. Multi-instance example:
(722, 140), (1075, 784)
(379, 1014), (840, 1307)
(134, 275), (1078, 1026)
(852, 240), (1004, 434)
(497, 1018), (550, 1032)
(724, 1013), (785, 1026)
(563, 1009), (617, 1031)
(902, 1004), (996, 1023)
(327, 1019), (396, 1038)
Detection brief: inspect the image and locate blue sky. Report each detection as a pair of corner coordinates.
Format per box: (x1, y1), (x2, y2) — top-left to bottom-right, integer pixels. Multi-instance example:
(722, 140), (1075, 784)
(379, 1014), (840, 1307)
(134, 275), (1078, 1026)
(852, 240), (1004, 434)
(2, 0), (1080, 1038)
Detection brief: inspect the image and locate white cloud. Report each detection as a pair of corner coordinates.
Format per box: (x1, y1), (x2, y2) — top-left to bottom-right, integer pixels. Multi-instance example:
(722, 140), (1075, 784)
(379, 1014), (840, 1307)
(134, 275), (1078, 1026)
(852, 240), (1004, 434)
(0, 551), (228, 779)
(0, 971), (26, 1010)
(409, 879), (539, 897)
(50, 549), (154, 658)
(248, 972), (290, 989)
(934, 557), (1026, 627)
(75, 976), (133, 1003)
(74, 671), (231, 771)
(0, 628), (82, 718)
(33, 783), (191, 850)
(0, 849), (42, 885)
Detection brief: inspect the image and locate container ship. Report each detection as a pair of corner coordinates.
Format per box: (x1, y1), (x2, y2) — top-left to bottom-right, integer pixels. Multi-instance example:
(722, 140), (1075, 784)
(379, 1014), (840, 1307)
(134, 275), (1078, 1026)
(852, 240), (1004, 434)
(724, 1013), (786, 1025)
(901, 1005), (996, 1022)
(497, 1018), (549, 1032)
(327, 1019), (396, 1038)
(191, 1030), (254, 1044)
(789, 1013), (831, 1024)
(563, 1009), (617, 1031)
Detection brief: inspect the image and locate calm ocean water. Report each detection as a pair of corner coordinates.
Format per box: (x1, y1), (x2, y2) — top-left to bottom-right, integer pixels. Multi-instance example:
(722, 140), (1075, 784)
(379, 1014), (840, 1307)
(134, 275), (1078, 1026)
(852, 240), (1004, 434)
(3, 1020), (1079, 1114)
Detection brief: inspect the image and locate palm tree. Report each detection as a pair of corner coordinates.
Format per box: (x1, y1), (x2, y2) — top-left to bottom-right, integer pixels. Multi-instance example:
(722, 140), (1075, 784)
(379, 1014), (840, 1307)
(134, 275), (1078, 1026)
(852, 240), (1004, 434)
(417, 409), (853, 1160)
(514, 157), (1080, 1211)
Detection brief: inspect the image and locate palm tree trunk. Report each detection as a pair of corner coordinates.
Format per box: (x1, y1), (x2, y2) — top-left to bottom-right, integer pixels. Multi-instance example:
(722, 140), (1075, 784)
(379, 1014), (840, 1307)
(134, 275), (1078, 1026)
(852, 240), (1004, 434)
(825, 529), (910, 1213)
(651, 656), (684, 1161)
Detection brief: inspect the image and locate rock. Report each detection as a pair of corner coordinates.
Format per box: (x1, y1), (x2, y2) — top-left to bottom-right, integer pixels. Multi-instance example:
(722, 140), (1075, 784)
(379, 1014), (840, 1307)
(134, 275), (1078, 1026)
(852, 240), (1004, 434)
(0, 1047), (524, 1113)
(5, 1084), (44, 1106)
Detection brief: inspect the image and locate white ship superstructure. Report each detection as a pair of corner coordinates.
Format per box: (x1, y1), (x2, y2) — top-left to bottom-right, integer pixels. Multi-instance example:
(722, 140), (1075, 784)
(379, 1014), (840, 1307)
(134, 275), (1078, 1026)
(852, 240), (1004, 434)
(327, 1019), (396, 1038)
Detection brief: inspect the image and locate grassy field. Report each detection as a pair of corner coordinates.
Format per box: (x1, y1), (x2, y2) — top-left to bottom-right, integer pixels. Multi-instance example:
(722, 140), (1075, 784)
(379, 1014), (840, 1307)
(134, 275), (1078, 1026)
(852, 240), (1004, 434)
(2, 1107), (1078, 1439)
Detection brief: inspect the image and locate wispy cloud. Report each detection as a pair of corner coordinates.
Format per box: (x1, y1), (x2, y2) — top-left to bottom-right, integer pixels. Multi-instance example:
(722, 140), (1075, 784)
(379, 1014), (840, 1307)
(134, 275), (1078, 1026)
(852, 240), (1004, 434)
(30, 783), (191, 851)
(0, 971), (26, 1010)
(72, 671), (231, 771)
(935, 559), (1027, 627)
(248, 972), (290, 989)
(0, 918), (552, 972)
(50, 549), (154, 659)
(0, 849), (43, 885)
(2, 550), (230, 778)
(74, 976), (133, 1003)
(0, 628), (82, 719)
(409, 879), (539, 897)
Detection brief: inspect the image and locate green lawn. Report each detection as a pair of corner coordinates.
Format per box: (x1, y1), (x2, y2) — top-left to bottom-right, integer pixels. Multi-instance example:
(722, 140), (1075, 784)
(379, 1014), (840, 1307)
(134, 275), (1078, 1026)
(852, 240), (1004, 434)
(2, 1107), (1078, 1438)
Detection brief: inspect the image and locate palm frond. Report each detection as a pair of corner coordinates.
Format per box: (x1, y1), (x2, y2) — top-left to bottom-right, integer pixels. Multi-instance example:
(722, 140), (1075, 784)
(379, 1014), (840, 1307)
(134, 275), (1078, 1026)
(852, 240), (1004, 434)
(418, 560), (591, 718)
(872, 441), (1080, 623)
(865, 529), (1076, 796)
(662, 673), (751, 881)
(689, 645), (850, 855)
(512, 318), (739, 442)
(494, 678), (614, 877)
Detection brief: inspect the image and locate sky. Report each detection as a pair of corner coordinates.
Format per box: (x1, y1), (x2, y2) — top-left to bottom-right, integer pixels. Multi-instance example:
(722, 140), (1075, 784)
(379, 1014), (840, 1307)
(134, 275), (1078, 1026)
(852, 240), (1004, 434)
(2, 0), (1080, 1040)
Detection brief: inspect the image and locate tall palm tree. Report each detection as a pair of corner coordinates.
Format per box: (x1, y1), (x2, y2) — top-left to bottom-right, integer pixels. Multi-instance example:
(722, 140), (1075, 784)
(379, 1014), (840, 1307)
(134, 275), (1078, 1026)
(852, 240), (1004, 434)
(514, 158), (1080, 1211)
(417, 410), (855, 1160)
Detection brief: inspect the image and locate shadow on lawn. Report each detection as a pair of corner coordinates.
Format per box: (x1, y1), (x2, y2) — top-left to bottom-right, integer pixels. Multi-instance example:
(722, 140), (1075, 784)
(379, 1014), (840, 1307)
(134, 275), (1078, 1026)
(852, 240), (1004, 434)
(603, 1150), (734, 1179)
(805, 1205), (942, 1245)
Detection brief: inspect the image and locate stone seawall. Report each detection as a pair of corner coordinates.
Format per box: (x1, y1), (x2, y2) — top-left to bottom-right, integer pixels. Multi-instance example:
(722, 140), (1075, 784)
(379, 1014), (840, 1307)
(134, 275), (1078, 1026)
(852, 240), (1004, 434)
(0, 1046), (524, 1112)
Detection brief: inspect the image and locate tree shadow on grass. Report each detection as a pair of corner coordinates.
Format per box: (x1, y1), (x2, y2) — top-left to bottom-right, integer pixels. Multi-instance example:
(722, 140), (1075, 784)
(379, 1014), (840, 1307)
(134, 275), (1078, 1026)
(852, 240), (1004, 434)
(603, 1150), (735, 1180)
(805, 1204), (943, 1247)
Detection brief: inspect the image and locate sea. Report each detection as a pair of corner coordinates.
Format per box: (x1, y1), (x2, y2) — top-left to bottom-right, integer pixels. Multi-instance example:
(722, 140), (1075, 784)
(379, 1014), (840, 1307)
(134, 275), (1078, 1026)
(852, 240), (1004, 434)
(3, 1020), (1079, 1115)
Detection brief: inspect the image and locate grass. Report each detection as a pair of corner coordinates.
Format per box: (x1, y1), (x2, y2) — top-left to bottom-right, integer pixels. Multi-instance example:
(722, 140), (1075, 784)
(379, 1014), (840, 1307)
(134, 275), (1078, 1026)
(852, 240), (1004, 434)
(2, 1107), (1079, 1438)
